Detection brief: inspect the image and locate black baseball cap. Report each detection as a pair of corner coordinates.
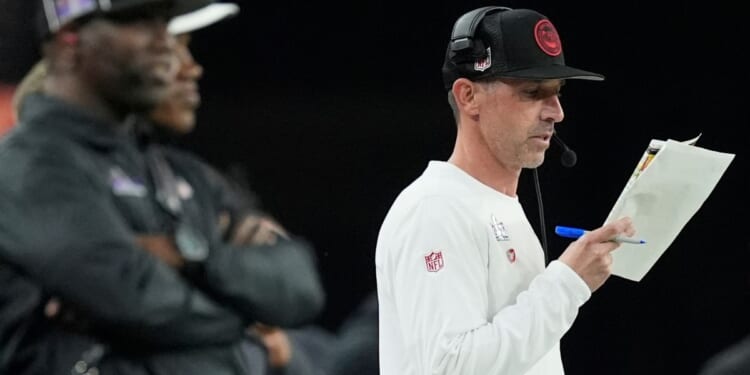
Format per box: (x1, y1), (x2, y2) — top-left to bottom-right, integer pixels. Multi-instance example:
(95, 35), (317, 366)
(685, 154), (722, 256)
(38, 0), (213, 36)
(442, 7), (604, 90)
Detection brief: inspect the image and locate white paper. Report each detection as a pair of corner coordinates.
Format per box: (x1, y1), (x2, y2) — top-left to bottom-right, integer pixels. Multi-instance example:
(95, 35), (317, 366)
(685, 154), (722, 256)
(604, 137), (735, 281)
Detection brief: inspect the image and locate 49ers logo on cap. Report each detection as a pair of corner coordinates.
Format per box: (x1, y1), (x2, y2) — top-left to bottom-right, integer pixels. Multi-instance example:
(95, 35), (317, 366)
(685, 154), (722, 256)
(424, 251), (444, 272)
(534, 19), (562, 57)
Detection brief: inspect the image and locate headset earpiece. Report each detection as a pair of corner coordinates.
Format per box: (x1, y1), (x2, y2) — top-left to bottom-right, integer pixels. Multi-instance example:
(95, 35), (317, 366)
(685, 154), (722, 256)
(449, 6), (511, 54)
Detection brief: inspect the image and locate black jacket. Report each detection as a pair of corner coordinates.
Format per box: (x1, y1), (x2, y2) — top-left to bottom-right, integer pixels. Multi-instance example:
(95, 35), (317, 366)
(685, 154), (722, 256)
(0, 94), (325, 375)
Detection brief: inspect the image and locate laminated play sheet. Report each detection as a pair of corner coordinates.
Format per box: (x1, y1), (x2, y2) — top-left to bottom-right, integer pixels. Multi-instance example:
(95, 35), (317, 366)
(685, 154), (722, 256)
(604, 135), (735, 281)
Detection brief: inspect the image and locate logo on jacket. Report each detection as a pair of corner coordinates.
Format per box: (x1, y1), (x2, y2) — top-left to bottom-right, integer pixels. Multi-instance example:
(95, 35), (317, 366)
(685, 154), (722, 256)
(506, 248), (517, 263)
(490, 215), (510, 241)
(109, 166), (146, 197)
(424, 251), (444, 272)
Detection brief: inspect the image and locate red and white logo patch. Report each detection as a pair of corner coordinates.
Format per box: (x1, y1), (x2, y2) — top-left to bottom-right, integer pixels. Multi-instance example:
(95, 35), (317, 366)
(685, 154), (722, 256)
(474, 47), (492, 72)
(534, 19), (562, 57)
(424, 251), (444, 272)
(506, 248), (517, 263)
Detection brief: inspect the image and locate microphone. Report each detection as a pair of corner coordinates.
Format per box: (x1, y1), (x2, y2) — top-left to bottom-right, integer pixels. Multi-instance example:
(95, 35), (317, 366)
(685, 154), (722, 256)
(535, 131), (579, 265)
(552, 132), (577, 168)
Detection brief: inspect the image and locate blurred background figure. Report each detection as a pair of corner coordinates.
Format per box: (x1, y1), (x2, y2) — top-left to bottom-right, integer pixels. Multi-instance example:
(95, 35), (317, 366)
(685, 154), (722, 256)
(143, 6), (381, 374)
(7, 2), (382, 374)
(0, 83), (14, 135)
(0, 0), (35, 136)
(0, 1), (324, 375)
(699, 335), (750, 375)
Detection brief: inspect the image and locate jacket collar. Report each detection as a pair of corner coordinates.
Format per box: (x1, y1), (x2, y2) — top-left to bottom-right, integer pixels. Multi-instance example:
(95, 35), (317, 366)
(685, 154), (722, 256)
(18, 93), (140, 150)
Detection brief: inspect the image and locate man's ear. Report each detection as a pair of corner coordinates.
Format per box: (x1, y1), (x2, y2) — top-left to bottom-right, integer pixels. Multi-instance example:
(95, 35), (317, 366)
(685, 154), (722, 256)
(55, 21), (82, 46)
(48, 27), (80, 72)
(451, 78), (481, 117)
(57, 30), (79, 46)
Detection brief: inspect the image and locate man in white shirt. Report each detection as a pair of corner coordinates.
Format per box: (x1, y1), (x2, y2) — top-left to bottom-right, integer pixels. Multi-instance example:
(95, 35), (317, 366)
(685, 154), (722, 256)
(375, 6), (637, 375)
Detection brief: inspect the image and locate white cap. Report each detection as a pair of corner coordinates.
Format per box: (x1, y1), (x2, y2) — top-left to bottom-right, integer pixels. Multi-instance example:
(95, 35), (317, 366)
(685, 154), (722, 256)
(167, 3), (239, 35)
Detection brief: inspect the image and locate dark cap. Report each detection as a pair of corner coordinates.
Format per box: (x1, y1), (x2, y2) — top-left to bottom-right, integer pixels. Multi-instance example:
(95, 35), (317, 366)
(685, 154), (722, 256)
(39, 0), (213, 35)
(441, 6), (604, 90)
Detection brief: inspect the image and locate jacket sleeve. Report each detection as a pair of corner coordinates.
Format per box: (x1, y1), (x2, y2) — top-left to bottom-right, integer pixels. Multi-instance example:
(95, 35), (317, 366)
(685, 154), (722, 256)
(0, 148), (246, 349)
(193, 158), (325, 327)
(203, 237), (326, 328)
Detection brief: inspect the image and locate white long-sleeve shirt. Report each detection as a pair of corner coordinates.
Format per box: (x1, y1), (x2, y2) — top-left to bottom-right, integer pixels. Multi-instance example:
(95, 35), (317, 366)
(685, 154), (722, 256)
(375, 161), (591, 375)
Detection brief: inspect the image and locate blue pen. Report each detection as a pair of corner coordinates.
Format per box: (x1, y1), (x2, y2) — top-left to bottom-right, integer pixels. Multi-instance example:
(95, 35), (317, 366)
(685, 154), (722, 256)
(555, 226), (646, 244)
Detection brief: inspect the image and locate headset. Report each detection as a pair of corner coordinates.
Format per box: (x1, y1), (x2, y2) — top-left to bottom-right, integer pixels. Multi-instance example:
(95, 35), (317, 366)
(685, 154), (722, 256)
(532, 133), (577, 264)
(449, 6), (511, 54)
(532, 134), (578, 264)
(449, 6), (579, 264)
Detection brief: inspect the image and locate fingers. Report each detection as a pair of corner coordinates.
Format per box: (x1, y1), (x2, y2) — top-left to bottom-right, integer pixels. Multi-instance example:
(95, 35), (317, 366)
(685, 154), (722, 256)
(247, 324), (281, 356)
(558, 218), (635, 292)
(230, 216), (263, 246)
(230, 215), (289, 246)
(44, 298), (61, 318)
(258, 327), (292, 368)
(252, 221), (280, 245)
(581, 217), (636, 251)
(264, 219), (289, 239)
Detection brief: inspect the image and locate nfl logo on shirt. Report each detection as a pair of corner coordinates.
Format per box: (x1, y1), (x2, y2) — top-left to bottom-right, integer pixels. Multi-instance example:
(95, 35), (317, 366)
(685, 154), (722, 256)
(424, 251), (444, 272)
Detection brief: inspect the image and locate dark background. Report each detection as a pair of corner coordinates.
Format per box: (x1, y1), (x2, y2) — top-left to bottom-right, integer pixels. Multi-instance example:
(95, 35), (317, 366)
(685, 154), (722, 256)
(1, 1), (747, 374)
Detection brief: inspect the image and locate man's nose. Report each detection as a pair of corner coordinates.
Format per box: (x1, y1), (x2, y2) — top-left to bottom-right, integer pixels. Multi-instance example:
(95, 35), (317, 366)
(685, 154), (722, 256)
(542, 95), (564, 124)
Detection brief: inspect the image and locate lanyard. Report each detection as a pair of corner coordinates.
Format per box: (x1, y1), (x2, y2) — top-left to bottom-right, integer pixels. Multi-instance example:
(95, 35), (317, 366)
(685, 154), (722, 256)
(145, 147), (209, 262)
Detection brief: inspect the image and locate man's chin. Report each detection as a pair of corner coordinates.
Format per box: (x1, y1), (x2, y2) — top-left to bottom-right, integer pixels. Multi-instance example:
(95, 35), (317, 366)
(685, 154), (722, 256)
(172, 118), (196, 134)
(524, 155), (546, 169)
(129, 90), (166, 114)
